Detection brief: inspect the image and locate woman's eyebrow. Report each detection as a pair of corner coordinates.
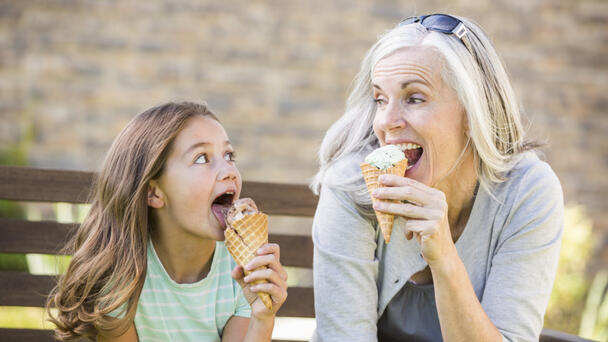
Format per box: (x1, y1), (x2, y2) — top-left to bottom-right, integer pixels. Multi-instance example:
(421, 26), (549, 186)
(372, 80), (430, 92)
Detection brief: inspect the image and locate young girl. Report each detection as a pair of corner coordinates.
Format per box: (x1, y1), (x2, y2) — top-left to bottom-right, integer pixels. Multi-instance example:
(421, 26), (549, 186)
(47, 102), (288, 341)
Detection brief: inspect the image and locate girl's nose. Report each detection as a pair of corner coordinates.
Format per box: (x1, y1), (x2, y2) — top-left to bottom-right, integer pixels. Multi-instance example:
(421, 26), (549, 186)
(217, 158), (238, 181)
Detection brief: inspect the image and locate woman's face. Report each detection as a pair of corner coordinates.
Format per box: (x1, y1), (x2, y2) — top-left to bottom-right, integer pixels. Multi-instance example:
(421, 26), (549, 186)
(372, 46), (472, 188)
(152, 115), (242, 241)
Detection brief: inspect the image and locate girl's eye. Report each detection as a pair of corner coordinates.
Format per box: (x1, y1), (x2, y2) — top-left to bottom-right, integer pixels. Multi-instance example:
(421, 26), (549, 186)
(194, 154), (208, 164)
(224, 151), (235, 162)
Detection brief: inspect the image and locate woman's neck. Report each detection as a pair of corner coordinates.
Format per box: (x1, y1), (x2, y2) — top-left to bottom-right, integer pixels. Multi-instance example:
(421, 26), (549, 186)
(436, 152), (479, 242)
(150, 226), (216, 284)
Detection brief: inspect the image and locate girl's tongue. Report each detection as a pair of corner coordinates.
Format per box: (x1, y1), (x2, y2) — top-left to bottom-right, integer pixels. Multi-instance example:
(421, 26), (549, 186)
(211, 192), (234, 229)
(404, 147), (423, 166)
(211, 204), (230, 229)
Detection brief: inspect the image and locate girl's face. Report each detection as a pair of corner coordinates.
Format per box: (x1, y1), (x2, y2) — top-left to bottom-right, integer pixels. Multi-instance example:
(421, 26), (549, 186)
(151, 116), (242, 241)
(371, 46), (472, 188)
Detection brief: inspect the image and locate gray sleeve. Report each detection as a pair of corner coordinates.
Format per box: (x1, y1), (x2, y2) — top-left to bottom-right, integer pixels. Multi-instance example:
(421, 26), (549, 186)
(481, 161), (564, 342)
(311, 185), (380, 342)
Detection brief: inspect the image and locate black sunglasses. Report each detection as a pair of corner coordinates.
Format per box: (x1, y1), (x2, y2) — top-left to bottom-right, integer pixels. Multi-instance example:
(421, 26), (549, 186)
(399, 14), (472, 52)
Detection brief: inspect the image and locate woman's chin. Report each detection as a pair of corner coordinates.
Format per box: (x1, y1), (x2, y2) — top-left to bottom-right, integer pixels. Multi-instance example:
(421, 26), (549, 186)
(405, 160), (431, 185)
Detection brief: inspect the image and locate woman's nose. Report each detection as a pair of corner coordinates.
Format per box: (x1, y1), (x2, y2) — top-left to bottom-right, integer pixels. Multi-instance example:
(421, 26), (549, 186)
(377, 101), (406, 131)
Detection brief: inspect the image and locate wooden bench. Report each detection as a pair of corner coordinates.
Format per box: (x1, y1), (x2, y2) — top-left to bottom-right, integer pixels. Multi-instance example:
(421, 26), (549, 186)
(0, 165), (592, 342)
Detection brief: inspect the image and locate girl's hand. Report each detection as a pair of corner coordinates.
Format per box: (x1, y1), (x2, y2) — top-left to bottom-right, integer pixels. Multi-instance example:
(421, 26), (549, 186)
(231, 243), (288, 319)
(371, 174), (456, 268)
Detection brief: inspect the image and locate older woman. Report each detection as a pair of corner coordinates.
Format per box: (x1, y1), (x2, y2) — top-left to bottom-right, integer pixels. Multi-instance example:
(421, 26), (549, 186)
(310, 14), (563, 342)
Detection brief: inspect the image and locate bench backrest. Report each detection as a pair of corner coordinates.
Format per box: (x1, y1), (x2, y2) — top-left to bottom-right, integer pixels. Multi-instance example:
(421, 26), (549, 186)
(0, 165), (591, 342)
(0, 165), (316, 342)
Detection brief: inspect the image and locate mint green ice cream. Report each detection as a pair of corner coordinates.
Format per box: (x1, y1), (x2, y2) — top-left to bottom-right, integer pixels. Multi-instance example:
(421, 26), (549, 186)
(364, 145), (406, 170)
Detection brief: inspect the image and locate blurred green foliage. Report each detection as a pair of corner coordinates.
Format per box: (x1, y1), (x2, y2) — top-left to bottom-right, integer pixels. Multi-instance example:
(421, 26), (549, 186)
(0, 144), (29, 273)
(579, 270), (608, 340)
(544, 203), (607, 340)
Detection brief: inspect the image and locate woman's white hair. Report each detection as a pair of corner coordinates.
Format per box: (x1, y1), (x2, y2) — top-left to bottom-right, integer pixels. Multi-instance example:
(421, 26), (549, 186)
(310, 16), (536, 208)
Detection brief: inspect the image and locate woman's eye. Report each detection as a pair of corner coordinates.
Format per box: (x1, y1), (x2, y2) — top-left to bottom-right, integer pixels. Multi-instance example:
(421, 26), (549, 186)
(194, 154), (208, 164)
(224, 151), (235, 162)
(407, 96), (425, 104)
(374, 98), (387, 106)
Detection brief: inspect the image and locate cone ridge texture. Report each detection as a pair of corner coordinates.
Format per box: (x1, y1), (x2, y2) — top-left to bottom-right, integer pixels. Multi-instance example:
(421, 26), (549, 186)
(360, 158), (408, 243)
(224, 212), (272, 309)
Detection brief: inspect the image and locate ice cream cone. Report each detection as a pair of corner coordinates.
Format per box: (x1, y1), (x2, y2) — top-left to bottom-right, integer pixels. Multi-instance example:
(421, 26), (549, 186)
(360, 158), (408, 243)
(224, 212), (273, 309)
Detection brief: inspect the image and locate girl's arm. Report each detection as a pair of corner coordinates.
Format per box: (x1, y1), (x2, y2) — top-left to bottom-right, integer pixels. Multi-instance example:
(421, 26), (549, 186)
(97, 323), (138, 342)
(223, 243), (287, 342)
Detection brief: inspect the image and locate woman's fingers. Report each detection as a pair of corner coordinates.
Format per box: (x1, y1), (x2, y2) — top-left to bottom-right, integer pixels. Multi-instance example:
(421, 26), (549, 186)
(373, 200), (441, 220)
(379, 174), (437, 196)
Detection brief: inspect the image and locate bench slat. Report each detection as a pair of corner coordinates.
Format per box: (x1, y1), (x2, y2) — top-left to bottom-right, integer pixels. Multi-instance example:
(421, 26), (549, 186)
(539, 329), (595, 342)
(0, 328), (58, 342)
(0, 328), (303, 342)
(0, 166), (318, 216)
(0, 272), (314, 318)
(0, 219), (313, 268)
(0, 328), (589, 342)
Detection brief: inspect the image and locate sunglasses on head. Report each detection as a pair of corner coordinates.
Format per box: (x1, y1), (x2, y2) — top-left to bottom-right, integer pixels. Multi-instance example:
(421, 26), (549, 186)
(399, 14), (472, 52)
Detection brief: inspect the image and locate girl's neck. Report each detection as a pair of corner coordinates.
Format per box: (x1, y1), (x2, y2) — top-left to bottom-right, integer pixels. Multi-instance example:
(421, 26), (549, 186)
(150, 227), (216, 284)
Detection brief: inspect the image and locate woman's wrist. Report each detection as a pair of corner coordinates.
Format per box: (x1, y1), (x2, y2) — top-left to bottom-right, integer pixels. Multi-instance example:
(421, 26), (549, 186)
(428, 244), (461, 279)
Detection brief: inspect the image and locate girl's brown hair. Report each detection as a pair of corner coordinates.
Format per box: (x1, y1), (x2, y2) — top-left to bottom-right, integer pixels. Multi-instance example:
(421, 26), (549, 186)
(46, 102), (219, 340)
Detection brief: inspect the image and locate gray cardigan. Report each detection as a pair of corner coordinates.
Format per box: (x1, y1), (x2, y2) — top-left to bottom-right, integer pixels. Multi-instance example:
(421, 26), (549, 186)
(311, 152), (563, 342)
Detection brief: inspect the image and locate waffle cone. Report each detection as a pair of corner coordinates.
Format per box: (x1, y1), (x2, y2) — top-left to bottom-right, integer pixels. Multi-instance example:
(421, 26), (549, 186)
(360, 158), (408, 243)
(224, 212), (272, 309)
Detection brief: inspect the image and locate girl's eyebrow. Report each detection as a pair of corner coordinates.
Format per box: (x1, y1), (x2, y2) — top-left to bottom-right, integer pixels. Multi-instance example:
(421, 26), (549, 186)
(182, 140), (232, 158)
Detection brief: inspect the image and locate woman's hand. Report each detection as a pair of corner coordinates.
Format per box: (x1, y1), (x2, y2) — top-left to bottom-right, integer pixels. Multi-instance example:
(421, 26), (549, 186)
(372, 174), (456, 268)
(231, 243), (288, 319)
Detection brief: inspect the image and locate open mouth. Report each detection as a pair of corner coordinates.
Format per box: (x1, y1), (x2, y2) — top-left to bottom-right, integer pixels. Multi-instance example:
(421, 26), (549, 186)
(394, 143), (423, 169)
(211, 191), (235, 229)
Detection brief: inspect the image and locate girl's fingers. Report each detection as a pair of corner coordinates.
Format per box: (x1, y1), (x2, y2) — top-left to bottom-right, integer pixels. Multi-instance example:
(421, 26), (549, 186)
(257, 243), (280, 262)
(246, 246), (288, 281)
(231, 265), (245, 283)
(250, 282), (288, 305)
(244, 267), (287, 290)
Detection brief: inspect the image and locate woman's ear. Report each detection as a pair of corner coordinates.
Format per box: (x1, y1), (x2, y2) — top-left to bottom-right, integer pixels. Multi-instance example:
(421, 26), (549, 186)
(147, 180), (165, 209)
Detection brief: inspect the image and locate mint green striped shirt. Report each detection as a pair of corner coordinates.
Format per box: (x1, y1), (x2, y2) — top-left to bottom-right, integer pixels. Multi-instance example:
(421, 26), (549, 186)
(134, 240), (251, 341)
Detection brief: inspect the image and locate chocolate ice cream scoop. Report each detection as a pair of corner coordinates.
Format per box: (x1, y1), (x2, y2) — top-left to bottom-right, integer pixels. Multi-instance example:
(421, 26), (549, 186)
(225, 198), (258, 227)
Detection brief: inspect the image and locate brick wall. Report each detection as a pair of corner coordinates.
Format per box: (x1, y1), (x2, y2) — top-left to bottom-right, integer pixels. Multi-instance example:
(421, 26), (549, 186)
(1, 0), (606, 268)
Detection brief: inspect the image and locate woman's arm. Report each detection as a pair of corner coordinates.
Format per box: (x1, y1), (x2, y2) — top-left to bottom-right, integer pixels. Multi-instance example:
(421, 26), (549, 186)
(477, 163), (563, 341)
(312, 185), (381, 342)
(374, 174), (502, 342)
(373, 160), (563, 342)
